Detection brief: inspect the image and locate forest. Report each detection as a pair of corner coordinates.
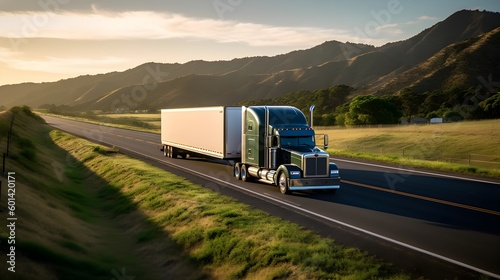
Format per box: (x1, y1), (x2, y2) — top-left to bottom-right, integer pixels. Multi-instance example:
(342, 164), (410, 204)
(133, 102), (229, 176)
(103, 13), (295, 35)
(240, 84), (500, 126)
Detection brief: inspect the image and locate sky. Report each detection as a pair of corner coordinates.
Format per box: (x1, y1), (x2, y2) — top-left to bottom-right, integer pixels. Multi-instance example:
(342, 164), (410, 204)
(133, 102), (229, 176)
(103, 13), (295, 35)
(0, 0), (499, 86)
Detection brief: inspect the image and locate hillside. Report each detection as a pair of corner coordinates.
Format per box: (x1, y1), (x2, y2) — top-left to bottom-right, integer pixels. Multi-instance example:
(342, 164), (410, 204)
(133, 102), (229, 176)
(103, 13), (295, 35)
(372, 26), (500, 94)
(1, 10), (500, 111)
(0, 41), (372, 109)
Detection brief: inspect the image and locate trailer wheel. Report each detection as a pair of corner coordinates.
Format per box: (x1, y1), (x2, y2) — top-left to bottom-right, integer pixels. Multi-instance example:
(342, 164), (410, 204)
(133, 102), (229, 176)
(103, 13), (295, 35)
(171, 147), (178, 158)
(163, 145), (168, 157)
(234, 163), (241, 180)
(278, 172), (290, 195)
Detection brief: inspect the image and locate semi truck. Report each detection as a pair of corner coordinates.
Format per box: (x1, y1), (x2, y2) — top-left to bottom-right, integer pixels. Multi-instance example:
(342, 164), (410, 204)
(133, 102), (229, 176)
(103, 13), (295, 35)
(160, 106), (340, 194)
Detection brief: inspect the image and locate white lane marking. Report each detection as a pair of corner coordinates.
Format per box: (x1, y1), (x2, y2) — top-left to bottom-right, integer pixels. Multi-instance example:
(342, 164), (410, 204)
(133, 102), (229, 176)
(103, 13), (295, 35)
(263, 193), (301, 207)
(333, 158), (500, 186)
(342, 179), (500, 216)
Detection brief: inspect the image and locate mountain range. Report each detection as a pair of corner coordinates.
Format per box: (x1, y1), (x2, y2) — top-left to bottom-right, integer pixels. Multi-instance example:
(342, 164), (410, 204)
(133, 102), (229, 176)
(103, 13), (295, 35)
(1, 9), (499, 112)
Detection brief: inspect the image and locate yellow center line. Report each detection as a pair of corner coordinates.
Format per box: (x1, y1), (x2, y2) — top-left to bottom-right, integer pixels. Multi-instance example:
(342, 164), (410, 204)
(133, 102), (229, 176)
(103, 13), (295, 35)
(341, 179), (500, 216)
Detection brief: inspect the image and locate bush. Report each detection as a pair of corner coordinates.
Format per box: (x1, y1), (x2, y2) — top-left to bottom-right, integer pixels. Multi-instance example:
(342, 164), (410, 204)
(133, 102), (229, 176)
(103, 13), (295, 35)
(20, 148), (37, 161)
(92, 146), (108, 155)
(443, 111), (464, 122)
(335, 113), (346, 126)
(11, 106), (45, 122)
(16, 136), (37, 161)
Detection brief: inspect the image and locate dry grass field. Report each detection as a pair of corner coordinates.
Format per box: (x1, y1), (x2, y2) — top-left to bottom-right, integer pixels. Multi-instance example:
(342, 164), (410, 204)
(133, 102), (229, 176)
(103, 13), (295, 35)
(315, 120), (500, 178)
(99, 113), (161, 129)
(317, 120), (500, 167)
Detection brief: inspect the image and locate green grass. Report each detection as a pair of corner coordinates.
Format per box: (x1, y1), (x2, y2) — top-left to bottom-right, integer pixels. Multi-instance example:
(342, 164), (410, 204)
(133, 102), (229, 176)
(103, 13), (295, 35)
(0, 109), (155, 280)
(14, 240), (110, 279)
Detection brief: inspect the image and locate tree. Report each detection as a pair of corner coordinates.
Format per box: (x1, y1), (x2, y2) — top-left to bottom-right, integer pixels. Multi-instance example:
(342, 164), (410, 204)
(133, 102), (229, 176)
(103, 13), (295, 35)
(321, 113), (336, 126)
(443, 110), (464, 122)
(399, 88), (427, 122)
(480, 93), (500, 118)
(345, 95), (400, 125)
(419, 90), (447, 115)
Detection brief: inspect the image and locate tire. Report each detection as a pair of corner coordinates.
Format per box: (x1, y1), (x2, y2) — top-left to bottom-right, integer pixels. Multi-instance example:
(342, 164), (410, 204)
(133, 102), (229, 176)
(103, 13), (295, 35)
(278, 172), (290, 195)
(241, 164), (250, 182)
(234, 163), (241, 180)
(323, 189), (337, 194)
(171, 147), (178, 159)
(163, 145), (168, 157)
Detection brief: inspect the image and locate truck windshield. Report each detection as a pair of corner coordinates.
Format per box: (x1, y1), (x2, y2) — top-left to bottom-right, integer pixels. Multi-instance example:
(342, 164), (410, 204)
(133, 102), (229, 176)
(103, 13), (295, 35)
(280, 136), (315, 148)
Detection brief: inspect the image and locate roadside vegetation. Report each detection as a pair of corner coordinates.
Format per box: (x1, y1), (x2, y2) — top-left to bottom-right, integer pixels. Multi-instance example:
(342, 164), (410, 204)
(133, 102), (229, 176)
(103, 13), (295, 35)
(1, 107), (411, 279)
(40, 108), (160, 133)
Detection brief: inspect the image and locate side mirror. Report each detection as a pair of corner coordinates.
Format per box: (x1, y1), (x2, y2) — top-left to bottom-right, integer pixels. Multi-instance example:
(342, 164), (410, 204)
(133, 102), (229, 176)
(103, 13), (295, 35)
(323, 134), (329, 150)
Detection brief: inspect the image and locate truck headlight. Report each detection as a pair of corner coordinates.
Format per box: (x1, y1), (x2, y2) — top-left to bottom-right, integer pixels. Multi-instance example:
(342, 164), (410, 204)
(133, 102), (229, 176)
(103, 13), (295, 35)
(330, 170), (339, 177)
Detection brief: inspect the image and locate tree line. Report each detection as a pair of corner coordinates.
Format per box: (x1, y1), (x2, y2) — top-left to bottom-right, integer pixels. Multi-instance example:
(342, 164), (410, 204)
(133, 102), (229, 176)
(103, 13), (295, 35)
(240, 85), (500, 126)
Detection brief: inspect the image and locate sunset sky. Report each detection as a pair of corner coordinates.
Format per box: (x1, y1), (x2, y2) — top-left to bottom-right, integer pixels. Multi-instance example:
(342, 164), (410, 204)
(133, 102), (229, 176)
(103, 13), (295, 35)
(1, 0), (499, 85)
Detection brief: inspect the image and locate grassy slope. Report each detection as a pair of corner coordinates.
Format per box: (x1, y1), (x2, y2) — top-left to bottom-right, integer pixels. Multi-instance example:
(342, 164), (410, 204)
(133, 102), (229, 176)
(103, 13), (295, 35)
(0, 109), (411, 279)
(0, 110), (204, 280)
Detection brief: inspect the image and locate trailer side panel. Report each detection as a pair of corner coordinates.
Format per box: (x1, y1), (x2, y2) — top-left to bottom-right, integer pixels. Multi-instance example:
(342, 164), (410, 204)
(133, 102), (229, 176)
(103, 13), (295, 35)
(161, 106), (241, 159)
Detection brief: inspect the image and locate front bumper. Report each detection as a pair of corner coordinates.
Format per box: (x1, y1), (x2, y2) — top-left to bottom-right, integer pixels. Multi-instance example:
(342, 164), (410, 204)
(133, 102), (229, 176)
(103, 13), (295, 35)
(288, 177), (341, 191)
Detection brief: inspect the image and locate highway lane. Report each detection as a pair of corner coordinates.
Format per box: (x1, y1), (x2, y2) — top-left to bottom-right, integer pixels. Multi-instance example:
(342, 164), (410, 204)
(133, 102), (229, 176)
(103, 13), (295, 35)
(42, 115), (500, 279)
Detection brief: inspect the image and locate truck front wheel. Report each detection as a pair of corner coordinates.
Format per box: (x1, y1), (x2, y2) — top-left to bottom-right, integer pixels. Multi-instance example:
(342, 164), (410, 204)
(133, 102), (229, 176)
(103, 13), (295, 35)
(278, 172), (290, 195)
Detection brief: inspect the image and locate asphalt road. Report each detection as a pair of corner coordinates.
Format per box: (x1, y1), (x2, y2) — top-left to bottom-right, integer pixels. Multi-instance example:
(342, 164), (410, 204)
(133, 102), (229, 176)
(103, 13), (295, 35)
(42, 115), (500, 279)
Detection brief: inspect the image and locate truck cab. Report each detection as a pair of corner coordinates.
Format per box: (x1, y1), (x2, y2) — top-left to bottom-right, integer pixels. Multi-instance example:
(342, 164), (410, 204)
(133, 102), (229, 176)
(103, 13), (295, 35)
(234, 106), (340, 194)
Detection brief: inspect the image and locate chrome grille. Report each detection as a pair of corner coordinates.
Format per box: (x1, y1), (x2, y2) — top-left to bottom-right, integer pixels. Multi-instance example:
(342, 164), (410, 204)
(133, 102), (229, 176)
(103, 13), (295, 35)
(304, 156), (328, 177)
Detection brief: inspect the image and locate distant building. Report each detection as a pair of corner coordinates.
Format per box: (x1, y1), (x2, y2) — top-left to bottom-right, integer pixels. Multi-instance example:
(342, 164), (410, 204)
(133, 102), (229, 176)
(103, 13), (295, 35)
(401, 118), (428, 125)
(430, 118), (443, 124)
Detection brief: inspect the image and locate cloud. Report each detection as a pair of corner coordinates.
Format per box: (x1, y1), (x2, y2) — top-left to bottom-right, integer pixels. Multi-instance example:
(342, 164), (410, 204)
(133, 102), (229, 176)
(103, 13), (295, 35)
(0, 53), (126, 74)
(0, 10), (351, 47)
(376, 23), (404, 35)
(405, 15), (438, 25)
(0, 47), (19, 59)
(417, 15), (438, 21)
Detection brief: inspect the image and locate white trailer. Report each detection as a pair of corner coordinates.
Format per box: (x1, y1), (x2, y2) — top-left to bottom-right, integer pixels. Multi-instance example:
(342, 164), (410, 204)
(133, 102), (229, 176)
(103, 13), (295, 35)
(161, 106), (242, 160)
